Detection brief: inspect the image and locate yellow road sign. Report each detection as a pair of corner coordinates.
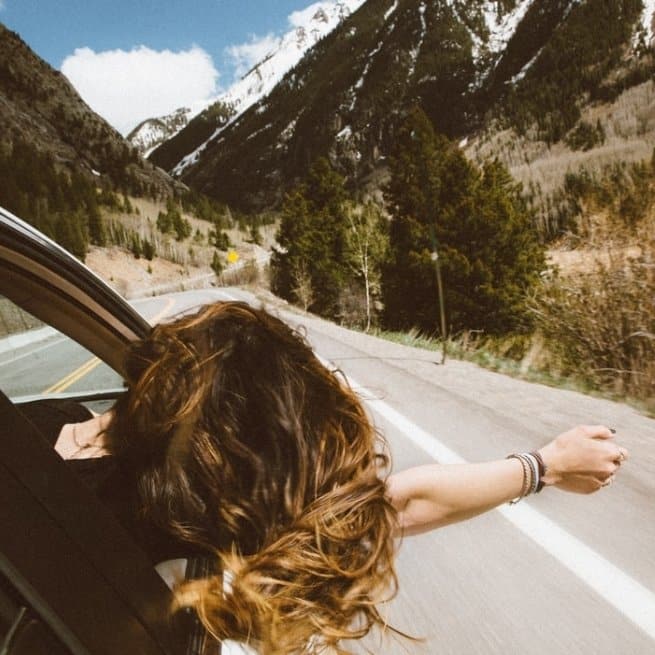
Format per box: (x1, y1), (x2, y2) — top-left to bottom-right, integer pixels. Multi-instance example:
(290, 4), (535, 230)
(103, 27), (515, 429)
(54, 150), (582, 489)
(227, 250), (240, 264)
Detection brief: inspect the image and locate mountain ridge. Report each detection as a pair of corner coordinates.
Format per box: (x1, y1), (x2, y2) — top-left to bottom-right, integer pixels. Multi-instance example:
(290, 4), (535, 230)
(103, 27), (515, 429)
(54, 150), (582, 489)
(150, 0), (654, 221)
(0, 23), (179, 198)
(132, 0), (365, 161)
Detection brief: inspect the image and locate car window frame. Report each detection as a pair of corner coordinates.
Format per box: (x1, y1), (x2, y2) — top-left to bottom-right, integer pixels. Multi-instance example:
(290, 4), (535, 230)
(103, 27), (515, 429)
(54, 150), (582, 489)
(0, 206), (188, 654)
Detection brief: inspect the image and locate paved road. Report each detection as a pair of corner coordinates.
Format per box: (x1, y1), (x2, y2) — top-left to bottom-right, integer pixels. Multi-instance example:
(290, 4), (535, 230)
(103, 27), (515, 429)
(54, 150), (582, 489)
(3, 287), (654, 653)
(217, 288), (655, 655)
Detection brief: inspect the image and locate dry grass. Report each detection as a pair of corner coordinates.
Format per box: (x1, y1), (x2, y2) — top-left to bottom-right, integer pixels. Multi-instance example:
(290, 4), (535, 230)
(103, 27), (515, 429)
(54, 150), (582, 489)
(93, 196), (277, 297)
(0, 298), (43, 337)
(533, 214), (655, 411)
(467, 80), (655, 202)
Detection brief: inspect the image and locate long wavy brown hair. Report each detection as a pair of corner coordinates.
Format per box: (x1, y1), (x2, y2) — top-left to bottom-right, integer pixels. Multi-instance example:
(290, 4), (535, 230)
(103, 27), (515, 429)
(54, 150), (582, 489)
(107, 301), (398, 654)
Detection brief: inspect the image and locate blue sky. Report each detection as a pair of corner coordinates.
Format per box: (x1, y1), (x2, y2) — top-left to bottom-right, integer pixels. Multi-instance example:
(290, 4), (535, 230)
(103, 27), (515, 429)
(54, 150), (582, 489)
(0, 0), (323, 133)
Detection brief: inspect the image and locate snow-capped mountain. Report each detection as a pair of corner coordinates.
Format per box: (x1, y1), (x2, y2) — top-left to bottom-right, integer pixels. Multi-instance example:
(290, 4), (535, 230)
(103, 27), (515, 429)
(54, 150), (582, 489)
(152, 0), (655, 214)
(139, 0), (364, 166)
(220, 0), (366, 125)
(127, 107), (192, 157)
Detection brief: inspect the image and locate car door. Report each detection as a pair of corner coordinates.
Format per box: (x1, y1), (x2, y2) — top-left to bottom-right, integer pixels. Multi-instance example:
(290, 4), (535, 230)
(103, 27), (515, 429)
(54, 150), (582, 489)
(0, 206), (187, 655)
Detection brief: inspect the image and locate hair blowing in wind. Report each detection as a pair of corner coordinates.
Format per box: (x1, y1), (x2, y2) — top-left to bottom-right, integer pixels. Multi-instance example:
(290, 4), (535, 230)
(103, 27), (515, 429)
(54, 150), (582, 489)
(107, 302), (399, 654)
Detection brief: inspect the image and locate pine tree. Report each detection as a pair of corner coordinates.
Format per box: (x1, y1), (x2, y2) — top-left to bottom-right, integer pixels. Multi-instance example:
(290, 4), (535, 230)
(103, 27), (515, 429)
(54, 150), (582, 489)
(142, 238), (156, 261)
(383, 107), (545, 335)
(211, 250), (224, 276)
(271, 158), (349, 317)
(87, 200), (107, 246)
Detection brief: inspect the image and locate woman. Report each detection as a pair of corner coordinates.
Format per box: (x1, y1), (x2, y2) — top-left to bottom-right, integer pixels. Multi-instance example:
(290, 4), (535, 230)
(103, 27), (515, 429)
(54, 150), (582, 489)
(25, 301), (628, 655)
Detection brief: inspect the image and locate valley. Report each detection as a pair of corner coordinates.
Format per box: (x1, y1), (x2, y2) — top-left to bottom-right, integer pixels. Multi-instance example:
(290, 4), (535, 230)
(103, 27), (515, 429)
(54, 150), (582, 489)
(1, 1), (655, 653)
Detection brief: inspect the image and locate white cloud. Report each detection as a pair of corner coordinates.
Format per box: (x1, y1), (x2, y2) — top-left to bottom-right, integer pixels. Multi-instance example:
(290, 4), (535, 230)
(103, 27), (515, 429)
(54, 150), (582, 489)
(225, 33), (279, 80)
(61, 45), (220, 135)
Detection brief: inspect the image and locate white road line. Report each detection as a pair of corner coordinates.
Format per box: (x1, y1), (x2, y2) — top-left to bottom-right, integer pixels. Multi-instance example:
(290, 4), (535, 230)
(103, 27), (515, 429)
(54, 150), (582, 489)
(318, 355), (655, 641)
(0, 336), (67, 366)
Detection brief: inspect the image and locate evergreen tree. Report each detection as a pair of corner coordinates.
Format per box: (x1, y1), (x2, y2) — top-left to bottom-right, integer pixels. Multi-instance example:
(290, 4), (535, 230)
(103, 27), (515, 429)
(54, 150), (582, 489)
(156, 210), (172, 234)
(383, 107), (545, 335)
(209, 228), (231, 250)
(142, 238), (156, 261)
(211, 250), (224, 276)
(54, 210), (87, 260)
(87, 200), (107, 246)
(129, 233), (142, 259)
(271, 158), (349, 317)
(248, 223), (263, 245)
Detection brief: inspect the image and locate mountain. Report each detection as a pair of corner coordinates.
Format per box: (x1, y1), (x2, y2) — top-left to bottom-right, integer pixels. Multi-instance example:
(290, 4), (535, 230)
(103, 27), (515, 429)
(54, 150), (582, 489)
(0, 23), (178, 197)
(127, 107), (193, 157)
(151, 0), (654, 216)
(149, 0), (366, 172)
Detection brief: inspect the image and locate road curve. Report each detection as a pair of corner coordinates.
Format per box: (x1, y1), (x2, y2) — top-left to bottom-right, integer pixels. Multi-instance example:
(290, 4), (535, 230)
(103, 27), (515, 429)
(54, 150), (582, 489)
(180, 288), (655, 655)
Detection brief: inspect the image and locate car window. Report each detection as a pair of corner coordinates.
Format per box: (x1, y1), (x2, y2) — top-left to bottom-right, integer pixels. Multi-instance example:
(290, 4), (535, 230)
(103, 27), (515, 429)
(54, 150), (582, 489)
(0, 295), (124, 404)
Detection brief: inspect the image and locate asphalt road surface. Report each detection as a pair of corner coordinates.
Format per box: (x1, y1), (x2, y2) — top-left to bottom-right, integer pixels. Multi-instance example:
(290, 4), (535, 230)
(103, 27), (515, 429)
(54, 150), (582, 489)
(3, 288), (654, 654)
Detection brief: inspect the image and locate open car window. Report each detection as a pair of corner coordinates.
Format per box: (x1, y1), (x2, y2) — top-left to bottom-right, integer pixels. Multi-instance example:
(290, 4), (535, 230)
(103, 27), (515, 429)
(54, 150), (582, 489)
(0, 210), (193, 654)
(0, 295), (124, 408)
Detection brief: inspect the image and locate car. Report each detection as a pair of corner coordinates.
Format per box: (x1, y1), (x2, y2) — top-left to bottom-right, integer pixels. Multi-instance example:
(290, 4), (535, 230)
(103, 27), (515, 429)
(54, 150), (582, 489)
(0, 206), (219, 655)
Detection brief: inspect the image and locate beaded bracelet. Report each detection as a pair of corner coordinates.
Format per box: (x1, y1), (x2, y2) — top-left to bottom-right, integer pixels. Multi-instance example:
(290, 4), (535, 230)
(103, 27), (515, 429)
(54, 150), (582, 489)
(530, 451), (547, 493)
(506, 453), (533, 504)
(524, 453), (540, 495)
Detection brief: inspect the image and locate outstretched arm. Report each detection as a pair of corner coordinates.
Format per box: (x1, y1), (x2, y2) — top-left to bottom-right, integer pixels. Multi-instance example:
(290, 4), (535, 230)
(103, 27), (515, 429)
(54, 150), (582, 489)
(386, 425), (628, 537)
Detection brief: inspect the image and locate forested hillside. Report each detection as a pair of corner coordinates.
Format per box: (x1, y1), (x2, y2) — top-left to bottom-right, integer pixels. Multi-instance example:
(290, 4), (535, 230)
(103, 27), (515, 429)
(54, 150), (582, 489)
(153, 0), (653, 220)
(0, 23), (187, 258)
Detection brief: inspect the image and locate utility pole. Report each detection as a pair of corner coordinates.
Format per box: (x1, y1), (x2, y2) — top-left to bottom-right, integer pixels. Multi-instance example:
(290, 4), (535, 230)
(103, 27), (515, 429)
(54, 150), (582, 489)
(411, 124), (447, 364)
(430, 226), (447, 364)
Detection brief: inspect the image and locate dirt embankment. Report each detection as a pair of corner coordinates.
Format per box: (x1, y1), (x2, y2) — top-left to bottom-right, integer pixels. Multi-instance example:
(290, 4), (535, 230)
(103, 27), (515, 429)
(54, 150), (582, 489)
(85, 246), (214, 299)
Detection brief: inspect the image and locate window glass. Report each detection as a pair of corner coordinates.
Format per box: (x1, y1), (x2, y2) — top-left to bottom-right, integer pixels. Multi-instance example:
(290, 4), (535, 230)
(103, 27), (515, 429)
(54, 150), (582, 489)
(0, 296), (123, 403)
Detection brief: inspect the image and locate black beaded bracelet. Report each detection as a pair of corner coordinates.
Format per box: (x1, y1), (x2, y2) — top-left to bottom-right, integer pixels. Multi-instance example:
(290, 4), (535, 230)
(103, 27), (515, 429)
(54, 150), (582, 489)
(530, 451), (547, 492)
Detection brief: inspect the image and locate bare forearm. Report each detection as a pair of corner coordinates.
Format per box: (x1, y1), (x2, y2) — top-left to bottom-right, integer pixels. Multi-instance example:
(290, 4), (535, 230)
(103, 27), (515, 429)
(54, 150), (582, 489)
(387, 424), (628, 537)
(387, 458), (525, 536)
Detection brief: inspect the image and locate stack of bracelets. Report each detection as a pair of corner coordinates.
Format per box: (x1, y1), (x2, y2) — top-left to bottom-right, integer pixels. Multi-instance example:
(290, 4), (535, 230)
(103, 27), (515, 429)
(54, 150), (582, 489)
(506, 451), (547, 504)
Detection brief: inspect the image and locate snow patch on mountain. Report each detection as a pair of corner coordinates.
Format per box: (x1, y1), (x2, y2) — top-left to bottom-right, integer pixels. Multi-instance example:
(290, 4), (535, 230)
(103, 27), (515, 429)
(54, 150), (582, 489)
(467, 0), (536, 87)
(128, 107), (193, 157)
(384, 0), (399, 22)
(219, 0), (365, 118)
(408, 3), (427, 78)
(635, 0), (655, 47)
(171, 0), (364, 174)
(510, 49), (541, 84)
(482, 0), (534, 53)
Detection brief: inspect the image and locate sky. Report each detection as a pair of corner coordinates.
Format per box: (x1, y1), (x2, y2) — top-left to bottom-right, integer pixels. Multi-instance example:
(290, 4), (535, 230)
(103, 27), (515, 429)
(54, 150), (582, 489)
(0, 0), (326, 134)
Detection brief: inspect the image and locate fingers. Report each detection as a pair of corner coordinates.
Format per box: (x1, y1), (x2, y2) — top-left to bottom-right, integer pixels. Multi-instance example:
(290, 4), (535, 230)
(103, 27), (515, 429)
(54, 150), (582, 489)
(616, 446), (629, 463)
(550, 424), (629, 494)
(580, 424), (614, 440)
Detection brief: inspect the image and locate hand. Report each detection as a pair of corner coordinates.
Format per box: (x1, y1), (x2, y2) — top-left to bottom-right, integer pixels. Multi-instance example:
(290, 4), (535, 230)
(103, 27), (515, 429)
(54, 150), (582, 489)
(537, 425), (628, 494)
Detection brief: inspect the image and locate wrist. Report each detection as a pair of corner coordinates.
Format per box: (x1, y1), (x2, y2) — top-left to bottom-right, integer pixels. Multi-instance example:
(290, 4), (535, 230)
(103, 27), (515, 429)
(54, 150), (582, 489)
(537, 443), (561, 486)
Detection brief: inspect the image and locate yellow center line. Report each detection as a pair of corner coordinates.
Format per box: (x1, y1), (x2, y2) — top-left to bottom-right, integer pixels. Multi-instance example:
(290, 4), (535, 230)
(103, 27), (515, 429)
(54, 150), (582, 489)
(44, 357), (102, 393)
(43, 296), (177, 394)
